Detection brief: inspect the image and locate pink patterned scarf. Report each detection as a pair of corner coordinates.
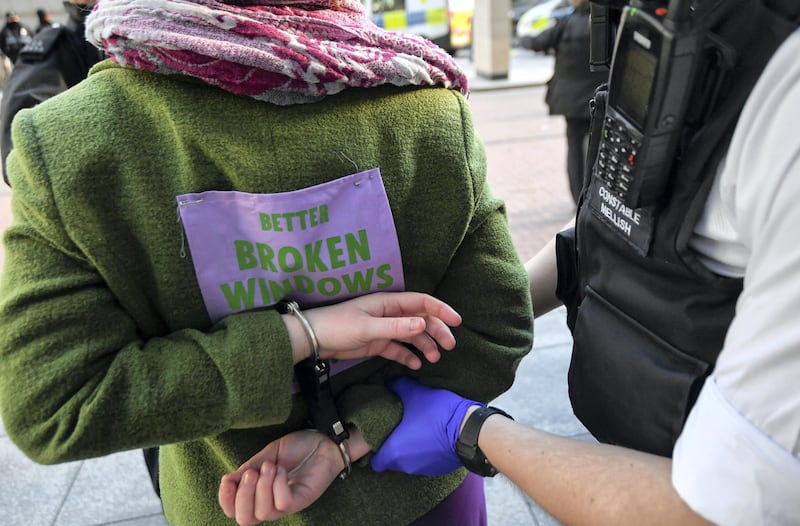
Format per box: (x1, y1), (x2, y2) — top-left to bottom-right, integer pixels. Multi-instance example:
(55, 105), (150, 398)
(85, 0), (468, 105)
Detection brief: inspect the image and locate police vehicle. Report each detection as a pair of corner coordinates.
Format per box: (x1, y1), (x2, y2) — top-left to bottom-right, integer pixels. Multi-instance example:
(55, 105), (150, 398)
(361, 0), (475, 54)
(515, 0), (573, 49)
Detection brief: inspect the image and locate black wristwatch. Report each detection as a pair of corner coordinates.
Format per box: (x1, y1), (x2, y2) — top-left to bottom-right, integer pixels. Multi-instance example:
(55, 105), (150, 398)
(455, 406), (513, 477)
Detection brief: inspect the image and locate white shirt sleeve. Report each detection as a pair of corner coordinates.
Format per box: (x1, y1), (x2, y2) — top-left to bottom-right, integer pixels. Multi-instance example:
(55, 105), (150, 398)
(674, 379), (800, 525)
(672, 29), (800, 525)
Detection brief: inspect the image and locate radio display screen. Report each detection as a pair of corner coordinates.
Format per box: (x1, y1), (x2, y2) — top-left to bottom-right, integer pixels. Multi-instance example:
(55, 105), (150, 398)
(612, 39), (657, 128)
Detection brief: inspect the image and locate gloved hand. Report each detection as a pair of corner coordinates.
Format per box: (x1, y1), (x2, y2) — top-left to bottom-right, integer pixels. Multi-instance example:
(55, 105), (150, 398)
(371, 377), (481, 476)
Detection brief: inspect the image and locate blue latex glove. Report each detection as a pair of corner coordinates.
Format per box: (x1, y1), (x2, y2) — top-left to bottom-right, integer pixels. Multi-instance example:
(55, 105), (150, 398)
(371, 377), (481, 476)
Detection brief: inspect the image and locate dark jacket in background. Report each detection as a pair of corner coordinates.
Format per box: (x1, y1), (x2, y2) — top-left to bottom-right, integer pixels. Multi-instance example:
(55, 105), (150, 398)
(529, 3), (608, 119)
(1, 9), (105, 185)
(527, 2), (609, 202)
(0, 20), (33, 64)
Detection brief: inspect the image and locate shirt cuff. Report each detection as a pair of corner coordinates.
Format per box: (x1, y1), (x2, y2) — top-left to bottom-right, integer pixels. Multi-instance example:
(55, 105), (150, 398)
(672, 377), (800, 525)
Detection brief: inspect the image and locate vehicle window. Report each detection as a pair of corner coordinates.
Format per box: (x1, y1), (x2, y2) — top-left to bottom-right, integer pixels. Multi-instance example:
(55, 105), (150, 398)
(373, 0), (405, 14)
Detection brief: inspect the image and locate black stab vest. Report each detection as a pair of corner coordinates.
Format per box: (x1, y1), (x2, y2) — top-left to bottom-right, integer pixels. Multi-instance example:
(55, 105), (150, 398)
(556, 0), (798, 457)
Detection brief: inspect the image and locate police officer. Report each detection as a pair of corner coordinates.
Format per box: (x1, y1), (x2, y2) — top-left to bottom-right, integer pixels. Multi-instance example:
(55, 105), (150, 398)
(526, 0), (609, 204)
(0, 11), (33, 64)
(36, 9), (55, 34)
(341, 1), (800, 525)
(1, 1), (105, 185)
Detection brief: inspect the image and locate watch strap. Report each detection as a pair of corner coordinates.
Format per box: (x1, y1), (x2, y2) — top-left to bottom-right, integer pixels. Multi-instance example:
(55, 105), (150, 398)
(456, 406), (512, 477)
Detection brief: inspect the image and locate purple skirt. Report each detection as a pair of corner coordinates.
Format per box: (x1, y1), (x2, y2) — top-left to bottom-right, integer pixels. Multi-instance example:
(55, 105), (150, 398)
(409, 473), (487, 526)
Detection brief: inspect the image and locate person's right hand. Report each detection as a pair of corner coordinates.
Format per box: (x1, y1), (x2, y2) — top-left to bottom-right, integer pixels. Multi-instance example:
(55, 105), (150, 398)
(301, 292), (462, 369)
(218, 429), (344, 525)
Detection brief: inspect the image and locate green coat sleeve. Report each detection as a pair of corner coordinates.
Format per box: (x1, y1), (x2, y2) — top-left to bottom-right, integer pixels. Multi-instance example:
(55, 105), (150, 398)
(0, 113), (299, 463)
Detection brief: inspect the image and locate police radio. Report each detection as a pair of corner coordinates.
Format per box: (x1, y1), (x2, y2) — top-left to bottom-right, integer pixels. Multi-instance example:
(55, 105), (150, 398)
(591, 0), (705, 208)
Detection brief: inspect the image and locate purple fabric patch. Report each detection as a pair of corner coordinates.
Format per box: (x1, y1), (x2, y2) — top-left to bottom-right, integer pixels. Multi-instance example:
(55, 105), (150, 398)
(177, 168), (404, 322)
(409, 473), (487, 526)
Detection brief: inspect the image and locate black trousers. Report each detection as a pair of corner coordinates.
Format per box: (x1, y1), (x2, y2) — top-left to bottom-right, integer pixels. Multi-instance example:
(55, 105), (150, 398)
(143, 447), (161, 498)
(565, 117), (592, 204)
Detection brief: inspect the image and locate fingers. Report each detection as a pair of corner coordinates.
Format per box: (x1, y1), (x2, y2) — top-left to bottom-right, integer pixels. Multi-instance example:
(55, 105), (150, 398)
(218, 475), (238, 519)
(253, 462), (279, 521)
(369, 293), (461, 358)
(220, 462), (295, 525)
(234, 468), (259, 526)
(232, 464), (286, 525)
(369, 292), (462, 328)
(374, 341), (424, 370)
(416, 315), (456, 351)
(403, 330), (443, 364)
(324, 316), (452, 367)
(308, 292), (462, 365)
(271, 465), (294, 513)
(363, 317), (449, 363)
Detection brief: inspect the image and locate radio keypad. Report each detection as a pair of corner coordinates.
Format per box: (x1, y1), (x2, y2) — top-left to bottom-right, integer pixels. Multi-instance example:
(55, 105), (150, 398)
(596, 116), (639, 196)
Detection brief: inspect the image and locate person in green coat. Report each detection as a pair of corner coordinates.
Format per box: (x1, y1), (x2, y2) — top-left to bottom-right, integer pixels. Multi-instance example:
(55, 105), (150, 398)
(0, 1), (533, 525)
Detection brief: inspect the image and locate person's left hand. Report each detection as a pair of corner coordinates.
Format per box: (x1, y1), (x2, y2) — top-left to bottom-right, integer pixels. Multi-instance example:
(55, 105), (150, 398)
(218, 430), (345, 525)
(304, 291), (463, 368)
(371, 377), (480, 476)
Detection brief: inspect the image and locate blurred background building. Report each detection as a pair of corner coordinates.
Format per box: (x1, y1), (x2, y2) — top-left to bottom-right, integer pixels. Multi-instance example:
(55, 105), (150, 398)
(3, 0), (564, 60)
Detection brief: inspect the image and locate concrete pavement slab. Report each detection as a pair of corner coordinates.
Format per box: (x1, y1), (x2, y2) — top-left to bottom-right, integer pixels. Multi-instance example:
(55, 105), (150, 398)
(54, 452), (167, 526)
(1, 429), (82, 525)
(457, 48), (555, 92)
(485, 308), (586, 526)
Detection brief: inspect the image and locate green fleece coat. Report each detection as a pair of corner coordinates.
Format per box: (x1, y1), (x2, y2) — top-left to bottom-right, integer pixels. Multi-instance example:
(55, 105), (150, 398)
(0, 61), (533, 525)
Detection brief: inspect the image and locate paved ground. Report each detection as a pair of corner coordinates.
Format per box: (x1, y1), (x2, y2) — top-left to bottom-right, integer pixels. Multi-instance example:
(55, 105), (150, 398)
(0, 48), (587, 525)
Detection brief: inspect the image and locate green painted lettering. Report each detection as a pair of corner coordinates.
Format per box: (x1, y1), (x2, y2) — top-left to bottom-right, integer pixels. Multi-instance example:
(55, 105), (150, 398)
(221, 278), (257, 310)
(327, 236), (345, 269)
(376, 263), (394, 289)
(318, 277), (341, 296)
(257, 277), (274, 305)
(260, 206), (327, 232)
(271, 213), (283, 232)
(260, 213), (272, 231)
(281, 212), (294, 232)
(345, 229), (370, 263)
(269, 277), (293, 300)
(304, 240), (328, 272)
(296, 210), (308, 230)
(256, 242), (277, 272)
(235, 240), (258, 270)
(342, 268), (374, 294)
(294, 275), (315, 294)
(278, 246), (303, 272)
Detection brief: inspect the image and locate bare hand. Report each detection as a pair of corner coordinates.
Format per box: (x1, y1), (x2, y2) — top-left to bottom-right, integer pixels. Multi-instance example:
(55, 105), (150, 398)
(306, 292), (462, 369)
(218, 430), (344, 525)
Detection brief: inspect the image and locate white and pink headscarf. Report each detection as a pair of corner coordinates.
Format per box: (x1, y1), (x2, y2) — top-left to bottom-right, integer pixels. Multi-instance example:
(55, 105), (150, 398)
(86, 0), (468, 105)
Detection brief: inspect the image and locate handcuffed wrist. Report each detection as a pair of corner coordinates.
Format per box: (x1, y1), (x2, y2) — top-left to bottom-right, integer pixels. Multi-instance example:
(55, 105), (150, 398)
(280, 301), (320, 361)
(336, 438), (352, 480)
(280, 301), (351, 480)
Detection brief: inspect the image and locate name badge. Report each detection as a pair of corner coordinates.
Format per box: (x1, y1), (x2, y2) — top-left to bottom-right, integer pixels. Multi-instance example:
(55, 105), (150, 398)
(177, 168), (405, 322)
(587, 179), (655, 255)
